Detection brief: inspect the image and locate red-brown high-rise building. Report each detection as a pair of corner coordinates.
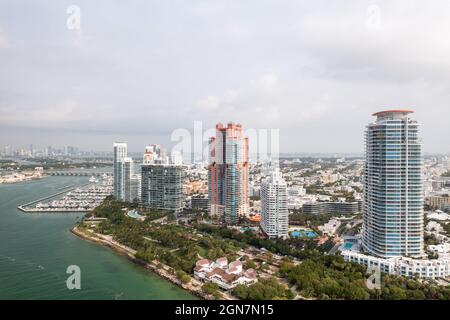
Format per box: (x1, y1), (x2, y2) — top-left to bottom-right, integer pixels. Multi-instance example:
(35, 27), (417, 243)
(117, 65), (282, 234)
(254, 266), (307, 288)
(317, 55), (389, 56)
(208, 123), (249, 224)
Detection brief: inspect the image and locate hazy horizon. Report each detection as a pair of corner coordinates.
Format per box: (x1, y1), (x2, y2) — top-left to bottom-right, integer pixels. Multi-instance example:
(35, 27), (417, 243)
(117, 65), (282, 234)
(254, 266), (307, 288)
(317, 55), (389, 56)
(1, 1), (450, 154)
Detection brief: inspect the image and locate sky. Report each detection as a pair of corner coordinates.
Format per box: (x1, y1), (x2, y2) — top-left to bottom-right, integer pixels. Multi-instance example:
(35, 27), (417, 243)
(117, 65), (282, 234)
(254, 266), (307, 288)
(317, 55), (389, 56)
(0, 0), (449, 154)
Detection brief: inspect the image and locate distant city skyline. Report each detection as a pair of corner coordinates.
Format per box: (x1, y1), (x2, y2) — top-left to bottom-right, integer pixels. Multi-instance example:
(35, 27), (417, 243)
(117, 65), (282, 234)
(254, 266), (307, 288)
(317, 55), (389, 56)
(2, 141), (450, 158)
(1, 1), (450, 153)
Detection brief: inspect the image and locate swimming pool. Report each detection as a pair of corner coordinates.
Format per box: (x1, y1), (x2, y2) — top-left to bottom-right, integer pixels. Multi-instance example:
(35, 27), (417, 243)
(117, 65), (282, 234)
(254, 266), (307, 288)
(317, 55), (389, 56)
(343, 242), (354, 250)
(127, 210), (144, 219)
(290, 230), (318, 238)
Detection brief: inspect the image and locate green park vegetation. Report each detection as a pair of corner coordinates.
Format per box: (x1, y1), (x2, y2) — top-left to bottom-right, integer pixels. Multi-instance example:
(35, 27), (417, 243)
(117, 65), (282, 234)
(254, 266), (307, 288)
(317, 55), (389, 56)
(279, 255), (450, 300)
(85, 196), (166, 221)
(82, 198), (242, 273)
(195, 223), (330, 260)
(201, 282), (223, 299)
(288, 212), (334, 228)
(202, 282), (219, 296)
(233, 277), (295, 300)
(176, 270), (191, 284)
(244, 259), (257, 270)
(83, 199), (450, 300)
(305, 184), (331, 196)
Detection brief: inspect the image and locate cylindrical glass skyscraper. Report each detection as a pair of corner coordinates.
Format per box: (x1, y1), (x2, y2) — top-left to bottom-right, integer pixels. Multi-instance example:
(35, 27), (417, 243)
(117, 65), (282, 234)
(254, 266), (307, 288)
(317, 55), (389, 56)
(362, 110), (424, 258)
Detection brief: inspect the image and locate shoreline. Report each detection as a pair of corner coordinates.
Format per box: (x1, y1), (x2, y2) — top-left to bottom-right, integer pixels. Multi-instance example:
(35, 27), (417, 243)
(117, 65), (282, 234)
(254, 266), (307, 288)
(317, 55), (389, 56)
(0, 175), (46, 185)
(70, 225), (224, 300)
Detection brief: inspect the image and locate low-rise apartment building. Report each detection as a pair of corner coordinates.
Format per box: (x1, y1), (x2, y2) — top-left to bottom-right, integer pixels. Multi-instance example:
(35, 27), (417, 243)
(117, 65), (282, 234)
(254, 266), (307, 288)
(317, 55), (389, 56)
(342, 250), (450, 279)
(303, 201), (360, 215)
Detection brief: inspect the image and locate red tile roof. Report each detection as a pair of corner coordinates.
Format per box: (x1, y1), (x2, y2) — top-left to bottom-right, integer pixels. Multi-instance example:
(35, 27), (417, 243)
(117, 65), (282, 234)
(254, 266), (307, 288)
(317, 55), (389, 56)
(244, 269), (257, 279)
(196, 259), (211, 266)
(207, 268), (237, 283)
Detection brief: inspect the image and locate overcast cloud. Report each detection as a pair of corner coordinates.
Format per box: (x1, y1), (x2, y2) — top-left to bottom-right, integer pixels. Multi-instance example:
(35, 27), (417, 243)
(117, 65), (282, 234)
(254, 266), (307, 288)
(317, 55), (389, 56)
(0, 0), (449, 153)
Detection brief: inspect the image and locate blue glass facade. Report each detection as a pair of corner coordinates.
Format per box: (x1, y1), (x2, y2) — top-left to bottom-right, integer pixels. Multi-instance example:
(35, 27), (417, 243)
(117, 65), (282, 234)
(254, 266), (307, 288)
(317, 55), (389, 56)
(362, 111), (424, 258)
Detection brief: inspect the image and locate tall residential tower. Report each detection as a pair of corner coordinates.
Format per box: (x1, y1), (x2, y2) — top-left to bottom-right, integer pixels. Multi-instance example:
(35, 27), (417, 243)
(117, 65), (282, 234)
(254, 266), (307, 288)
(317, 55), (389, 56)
(123, 157), (141, 202)
(141, 164), (184, 213)
(260, 168), (288, 239)
(208, 123), (249, 224)
(362, 110), (424, 258)
(113, 142), (127, 200)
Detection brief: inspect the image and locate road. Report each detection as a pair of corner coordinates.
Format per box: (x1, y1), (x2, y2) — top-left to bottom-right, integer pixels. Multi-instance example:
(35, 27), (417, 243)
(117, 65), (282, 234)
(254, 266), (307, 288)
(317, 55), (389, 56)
(327, 217), (363, 255)
(328, 242), (342, 255)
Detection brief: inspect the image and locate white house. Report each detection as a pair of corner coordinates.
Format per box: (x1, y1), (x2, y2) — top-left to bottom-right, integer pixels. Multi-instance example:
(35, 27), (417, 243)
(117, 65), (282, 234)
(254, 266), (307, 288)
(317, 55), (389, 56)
(193, 257), (257, 290)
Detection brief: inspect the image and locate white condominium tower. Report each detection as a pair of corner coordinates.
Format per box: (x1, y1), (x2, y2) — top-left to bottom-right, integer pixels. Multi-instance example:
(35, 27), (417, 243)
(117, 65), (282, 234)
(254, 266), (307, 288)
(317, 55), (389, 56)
(362, 110), (424, 258)
(260, 168), (288, 239)
(113, 142), (127, 200)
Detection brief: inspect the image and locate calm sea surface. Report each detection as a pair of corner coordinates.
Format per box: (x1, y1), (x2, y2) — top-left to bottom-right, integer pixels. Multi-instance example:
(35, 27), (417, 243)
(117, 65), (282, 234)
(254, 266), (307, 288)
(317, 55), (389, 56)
(0, 176), (196, 300)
